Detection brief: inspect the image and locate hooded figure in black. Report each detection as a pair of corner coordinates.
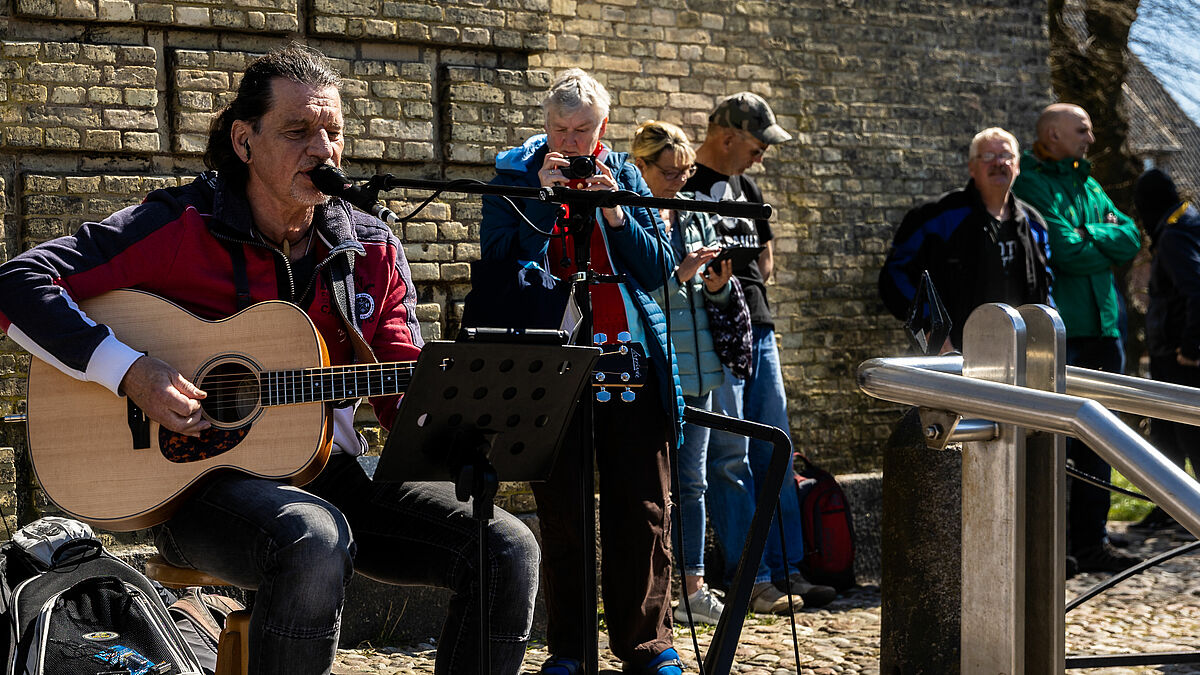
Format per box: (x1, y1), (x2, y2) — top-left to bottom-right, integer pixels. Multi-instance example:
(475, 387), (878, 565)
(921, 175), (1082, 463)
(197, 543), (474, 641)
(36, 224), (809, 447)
(1135, 168), (1200, 531)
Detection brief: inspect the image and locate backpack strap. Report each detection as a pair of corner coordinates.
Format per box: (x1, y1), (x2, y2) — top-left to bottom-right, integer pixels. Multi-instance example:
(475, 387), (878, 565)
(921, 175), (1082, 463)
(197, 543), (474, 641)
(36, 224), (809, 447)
(169, 588), (225, 648)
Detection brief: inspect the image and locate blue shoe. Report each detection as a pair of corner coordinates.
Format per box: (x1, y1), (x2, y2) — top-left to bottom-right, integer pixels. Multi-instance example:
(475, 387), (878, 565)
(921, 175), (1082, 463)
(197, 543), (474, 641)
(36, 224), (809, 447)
(540, 656), (583, 675)
(625, 647), (685, 674)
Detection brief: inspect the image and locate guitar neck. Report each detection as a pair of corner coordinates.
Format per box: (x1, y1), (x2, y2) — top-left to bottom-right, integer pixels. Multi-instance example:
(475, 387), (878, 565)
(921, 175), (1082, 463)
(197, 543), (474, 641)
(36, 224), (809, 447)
(262, 361), (415, 406)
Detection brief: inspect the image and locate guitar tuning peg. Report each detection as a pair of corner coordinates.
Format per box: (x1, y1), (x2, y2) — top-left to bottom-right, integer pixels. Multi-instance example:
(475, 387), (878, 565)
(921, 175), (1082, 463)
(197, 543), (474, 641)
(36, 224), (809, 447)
(620, 372), (630, 383)
(594, 372), (607, 383)
(596, 387), (611, 403)
(593, 332), (608, 345)
(620, 388), (636, 403)
(616, 331), (632, 343)
(618, 345), (629, 355)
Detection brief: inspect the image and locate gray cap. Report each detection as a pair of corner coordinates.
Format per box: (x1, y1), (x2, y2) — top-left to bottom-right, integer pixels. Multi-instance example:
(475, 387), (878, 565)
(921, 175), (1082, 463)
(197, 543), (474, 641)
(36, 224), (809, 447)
(709, 92), (792, 145)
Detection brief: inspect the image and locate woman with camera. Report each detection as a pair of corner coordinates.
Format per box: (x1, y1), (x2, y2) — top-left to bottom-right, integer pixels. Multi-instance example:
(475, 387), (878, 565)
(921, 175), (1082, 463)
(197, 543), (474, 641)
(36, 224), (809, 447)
(480, 70), (687, 675)
(630, 120), (739, 626)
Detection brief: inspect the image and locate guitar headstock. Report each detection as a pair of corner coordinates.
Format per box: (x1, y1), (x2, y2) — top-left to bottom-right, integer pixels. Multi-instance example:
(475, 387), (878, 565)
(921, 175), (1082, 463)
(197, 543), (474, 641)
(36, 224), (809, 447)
(593, 331), (646, 403)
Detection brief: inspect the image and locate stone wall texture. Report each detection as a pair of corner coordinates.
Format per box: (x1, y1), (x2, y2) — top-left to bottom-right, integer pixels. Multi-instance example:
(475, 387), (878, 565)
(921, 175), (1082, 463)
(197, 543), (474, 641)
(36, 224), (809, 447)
(0, 0), (1052, 525)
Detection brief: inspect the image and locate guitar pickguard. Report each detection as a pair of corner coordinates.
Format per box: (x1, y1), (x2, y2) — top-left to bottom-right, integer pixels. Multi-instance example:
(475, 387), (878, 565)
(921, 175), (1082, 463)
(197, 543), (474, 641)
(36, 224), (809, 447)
(160, 426), (251, 463)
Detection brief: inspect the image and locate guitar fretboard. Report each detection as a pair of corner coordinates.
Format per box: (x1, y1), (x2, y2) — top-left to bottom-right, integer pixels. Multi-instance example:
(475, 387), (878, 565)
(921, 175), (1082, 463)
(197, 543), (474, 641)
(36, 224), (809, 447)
(263, 362), (416, 405)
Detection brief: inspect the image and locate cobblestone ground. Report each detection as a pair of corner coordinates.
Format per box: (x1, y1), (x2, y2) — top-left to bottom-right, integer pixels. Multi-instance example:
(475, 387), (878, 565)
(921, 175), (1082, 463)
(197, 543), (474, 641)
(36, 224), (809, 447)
(332, 523), (1200, 674)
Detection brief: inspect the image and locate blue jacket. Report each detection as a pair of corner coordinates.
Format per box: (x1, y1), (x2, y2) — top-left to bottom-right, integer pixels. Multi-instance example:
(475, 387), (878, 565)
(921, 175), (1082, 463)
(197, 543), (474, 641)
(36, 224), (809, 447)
(480, 135), (684, 443)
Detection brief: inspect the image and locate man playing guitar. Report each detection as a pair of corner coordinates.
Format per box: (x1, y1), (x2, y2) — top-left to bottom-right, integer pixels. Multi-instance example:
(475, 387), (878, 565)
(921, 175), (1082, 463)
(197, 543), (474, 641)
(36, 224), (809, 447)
(0, 44), (539, 675)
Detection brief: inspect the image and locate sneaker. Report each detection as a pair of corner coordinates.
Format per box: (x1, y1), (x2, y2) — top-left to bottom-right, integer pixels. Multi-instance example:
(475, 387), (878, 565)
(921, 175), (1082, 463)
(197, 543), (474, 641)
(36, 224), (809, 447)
(539, 656), (583, 675)
(1071, 541), (1143, 573)
(749, 580), (801, 614)
(673, 584), (725, 625)
(783, 572), (837, 608)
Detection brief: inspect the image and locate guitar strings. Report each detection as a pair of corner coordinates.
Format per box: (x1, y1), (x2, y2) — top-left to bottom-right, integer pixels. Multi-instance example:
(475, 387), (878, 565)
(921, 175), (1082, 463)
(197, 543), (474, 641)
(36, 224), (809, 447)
(188, 374), (417, 416)
(191, 363), (417, 387)
(185, 363), (417, 415)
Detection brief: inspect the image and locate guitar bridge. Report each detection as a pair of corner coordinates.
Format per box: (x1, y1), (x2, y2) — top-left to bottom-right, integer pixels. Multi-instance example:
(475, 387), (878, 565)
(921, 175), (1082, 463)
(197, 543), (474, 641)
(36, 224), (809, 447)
(127, 399), (150, 450)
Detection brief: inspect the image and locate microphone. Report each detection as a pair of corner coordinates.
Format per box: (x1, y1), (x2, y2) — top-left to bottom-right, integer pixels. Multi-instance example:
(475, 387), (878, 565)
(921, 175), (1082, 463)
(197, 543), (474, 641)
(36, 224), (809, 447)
(308, 164), (399, 225)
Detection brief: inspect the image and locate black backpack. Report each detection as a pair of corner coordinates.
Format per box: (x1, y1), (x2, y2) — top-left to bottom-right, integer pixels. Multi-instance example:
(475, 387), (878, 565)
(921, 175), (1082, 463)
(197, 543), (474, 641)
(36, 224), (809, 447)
(0, 518), (203, 675)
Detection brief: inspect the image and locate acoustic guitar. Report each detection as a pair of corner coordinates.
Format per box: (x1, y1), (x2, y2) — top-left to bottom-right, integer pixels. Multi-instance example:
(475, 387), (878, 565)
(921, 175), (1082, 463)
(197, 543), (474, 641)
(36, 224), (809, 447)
(26, 289), (415, 531)
(26, 289), (649, 532)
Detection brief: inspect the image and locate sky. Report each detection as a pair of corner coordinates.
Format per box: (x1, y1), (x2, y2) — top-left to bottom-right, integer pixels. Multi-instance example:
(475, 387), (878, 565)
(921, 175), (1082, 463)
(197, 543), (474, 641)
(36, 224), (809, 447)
(1129, 0), (1200, 125)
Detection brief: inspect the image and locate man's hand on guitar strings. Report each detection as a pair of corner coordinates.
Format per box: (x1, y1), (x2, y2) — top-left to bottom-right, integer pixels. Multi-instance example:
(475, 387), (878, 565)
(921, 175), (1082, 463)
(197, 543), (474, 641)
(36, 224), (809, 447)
(121, 355), (210, 437)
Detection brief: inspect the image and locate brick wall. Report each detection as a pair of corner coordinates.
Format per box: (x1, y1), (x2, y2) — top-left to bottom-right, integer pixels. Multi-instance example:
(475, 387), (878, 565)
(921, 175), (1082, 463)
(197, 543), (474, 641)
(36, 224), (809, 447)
(0, 0), (1051, 528)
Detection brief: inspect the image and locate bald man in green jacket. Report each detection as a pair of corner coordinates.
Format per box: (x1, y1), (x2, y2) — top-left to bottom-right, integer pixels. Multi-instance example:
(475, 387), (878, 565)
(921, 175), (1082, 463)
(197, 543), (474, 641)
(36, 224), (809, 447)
(1013, 103), (1142, 575)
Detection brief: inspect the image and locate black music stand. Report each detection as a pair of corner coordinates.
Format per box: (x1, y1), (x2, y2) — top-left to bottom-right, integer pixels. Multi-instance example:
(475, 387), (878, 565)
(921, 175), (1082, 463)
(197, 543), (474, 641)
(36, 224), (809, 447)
(372, 334), (600, 675)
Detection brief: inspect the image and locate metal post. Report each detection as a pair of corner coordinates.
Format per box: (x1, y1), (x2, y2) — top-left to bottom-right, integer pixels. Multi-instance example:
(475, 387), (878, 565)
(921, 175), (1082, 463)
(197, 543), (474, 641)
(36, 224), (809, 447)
(961, 303), (1026, 674)
(1017, 304), (1066, 674)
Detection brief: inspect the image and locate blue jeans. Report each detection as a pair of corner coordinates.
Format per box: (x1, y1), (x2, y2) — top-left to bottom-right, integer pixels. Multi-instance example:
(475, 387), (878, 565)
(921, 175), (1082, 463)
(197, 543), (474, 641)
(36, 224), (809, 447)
(705, 324), (805, 586)
(155, 454), (540, 675)
(675, 392), (713, 577)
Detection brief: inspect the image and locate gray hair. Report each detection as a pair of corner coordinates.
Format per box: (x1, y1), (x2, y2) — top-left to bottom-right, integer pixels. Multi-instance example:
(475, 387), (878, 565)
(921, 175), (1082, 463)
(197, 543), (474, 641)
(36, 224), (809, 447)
(969, 127), (1019, 160)
(542, 68), (611, 121)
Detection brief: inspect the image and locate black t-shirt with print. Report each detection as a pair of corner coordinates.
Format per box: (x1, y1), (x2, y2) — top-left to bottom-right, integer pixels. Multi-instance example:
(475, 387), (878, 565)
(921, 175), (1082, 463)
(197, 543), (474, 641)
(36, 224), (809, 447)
(684, 163), (775, 327)
(978, 215), (1025, 307)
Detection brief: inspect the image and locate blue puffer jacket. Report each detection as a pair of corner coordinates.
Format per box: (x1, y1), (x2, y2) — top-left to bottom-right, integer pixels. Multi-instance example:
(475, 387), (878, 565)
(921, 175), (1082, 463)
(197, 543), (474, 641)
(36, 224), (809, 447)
(480, 134), (684, 443)
(650, 205), (729, 398)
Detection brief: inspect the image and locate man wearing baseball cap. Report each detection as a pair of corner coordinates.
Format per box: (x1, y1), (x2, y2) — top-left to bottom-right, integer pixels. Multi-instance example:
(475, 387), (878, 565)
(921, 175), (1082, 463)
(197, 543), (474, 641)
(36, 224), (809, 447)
(684, 93), (836, 614)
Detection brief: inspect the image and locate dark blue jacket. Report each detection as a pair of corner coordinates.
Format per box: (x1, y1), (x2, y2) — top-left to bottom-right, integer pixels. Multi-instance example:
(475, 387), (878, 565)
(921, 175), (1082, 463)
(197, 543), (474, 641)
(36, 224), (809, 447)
(480, 135), (684, 443)
(1147, 202), (1200, 360)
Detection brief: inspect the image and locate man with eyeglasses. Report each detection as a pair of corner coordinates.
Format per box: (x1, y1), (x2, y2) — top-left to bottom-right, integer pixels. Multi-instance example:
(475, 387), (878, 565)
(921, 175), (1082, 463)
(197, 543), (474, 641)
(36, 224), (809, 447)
(879, 127), (1052, 353)
(684, 93), (838, 613)
(1013, 104), (1142, 576)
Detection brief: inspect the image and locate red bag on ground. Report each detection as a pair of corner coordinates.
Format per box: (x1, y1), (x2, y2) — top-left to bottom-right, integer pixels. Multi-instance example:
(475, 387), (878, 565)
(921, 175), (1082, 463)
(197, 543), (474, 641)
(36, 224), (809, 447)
(794, 452), (857, 590)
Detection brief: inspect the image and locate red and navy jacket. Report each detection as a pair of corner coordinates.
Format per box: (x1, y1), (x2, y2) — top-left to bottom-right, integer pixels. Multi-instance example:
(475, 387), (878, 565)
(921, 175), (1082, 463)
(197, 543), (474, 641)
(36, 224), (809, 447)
(0, 172), (423, 448)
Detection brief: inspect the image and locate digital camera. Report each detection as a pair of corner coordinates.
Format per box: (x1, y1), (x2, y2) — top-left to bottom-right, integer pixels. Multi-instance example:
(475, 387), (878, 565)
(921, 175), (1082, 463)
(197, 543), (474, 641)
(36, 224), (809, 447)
(560, 155), (598, 180)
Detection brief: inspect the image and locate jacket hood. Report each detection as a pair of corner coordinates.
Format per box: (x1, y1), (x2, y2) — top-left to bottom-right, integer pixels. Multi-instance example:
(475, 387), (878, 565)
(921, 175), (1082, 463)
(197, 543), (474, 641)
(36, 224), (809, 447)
(152, 171), (365, 257)
(1136, 168), (1182, 244)
(1021, 148), (1091, 178)
(495, 134), (549, 173)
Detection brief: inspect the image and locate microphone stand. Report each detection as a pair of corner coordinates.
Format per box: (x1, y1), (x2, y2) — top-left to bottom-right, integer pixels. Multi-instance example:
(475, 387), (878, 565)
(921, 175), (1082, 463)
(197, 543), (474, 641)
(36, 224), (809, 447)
(351, 172), (771, 675)
(357, 172), (772, 223)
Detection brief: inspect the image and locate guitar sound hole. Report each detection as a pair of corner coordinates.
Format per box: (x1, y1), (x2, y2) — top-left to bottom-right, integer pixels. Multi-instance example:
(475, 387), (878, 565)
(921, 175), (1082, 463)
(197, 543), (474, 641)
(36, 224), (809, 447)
(198, 361), (260, 425)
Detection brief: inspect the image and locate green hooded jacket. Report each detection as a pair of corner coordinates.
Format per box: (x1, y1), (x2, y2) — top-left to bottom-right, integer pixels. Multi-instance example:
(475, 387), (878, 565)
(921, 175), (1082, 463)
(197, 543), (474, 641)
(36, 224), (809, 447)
(1012, 150), (1141, 338)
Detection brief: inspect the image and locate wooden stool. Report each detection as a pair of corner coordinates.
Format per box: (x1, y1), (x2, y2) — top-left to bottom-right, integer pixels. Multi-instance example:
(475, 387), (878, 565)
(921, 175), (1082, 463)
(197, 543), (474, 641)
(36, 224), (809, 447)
(144, 554), (251, 675)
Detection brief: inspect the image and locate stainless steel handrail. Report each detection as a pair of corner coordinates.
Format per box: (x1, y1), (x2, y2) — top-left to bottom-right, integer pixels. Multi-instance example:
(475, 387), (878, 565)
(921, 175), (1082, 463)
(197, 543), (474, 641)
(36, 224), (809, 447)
(888, 354), (1200, 424)
(858, 356), (1200, 538)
